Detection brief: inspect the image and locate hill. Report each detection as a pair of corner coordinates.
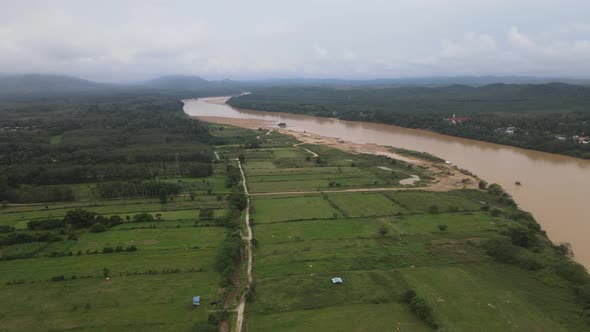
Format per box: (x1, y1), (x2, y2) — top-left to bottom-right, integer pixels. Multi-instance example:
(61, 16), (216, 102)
(0, 74), (119, 98)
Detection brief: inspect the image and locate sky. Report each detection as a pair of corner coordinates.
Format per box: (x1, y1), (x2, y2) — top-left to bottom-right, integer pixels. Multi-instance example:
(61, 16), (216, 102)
(2, 0), (590, 82)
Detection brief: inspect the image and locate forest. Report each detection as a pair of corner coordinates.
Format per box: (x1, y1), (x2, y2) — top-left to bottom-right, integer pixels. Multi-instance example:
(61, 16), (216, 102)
(0, 92), (215, 203)
(228, 84), (590, 158)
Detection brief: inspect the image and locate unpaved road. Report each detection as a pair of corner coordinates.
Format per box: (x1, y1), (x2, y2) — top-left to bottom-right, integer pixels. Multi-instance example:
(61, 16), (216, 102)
(234, 158), (252, 332)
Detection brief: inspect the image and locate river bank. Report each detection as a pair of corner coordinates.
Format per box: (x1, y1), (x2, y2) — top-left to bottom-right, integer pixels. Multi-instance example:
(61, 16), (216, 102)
(185, 97), (590, 269)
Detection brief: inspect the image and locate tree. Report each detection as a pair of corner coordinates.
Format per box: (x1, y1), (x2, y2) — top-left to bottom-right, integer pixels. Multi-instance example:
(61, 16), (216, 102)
(437, 224), (448, 231)
(89, 222), (107, 233)
(155, 213), (162, 222)
(488, 183), (505, 196)
(428, 205), (439, 214)
(478, 180), (488, 189)
(238, 153), (245, 163)
(200, 208), (214, 220)
(189, 192), (196, 201)
(63, 209), (98, 228)
(102, 267), (110, 278)
(505, 224), (537, 248)
(228, 188), (247, 211)
(159, 191), (168, 204)
(125, 215), (131, 223)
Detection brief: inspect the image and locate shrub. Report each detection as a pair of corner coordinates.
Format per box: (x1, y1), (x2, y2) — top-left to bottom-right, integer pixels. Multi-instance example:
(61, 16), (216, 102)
(200, 208), (214, 220)
(0, 225), (15, 233)
(437, 224), (448, 231)
(555, 260), (589, 285)
(484, 237), (519, 263)
(102, 247), (114, 254)
(488, 183), (505, 196)
(132, 212), (155, 223)
(490, 208), (502, 217)
(63, 209), (98, 228)
(503, 224), (537, 248)
(125, 245), (138, 252)
(89, 222), (107, 233)
(478, 180), (488, 189)
(428, 205), (439, 214)
(410, 296), (438, 328)
(400, 289), (417, 303)
(27, 218), (64, 230)
(107, 215), (123, 228)
(377, 224), (389, 237)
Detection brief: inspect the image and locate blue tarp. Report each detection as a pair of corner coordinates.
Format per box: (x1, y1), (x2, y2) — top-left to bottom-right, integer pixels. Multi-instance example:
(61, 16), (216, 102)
(193, 296), (200, 305)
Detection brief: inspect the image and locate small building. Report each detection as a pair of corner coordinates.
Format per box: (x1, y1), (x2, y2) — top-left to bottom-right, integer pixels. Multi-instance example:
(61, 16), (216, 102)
(505, 127), (516, 134)
(192, 296), (201, 307)
(445, 114), (470, 125)
(331, 277), (343, 284)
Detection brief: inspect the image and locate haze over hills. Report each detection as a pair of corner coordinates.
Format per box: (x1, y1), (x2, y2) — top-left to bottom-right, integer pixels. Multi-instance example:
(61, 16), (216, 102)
(2, 73), (590, 100)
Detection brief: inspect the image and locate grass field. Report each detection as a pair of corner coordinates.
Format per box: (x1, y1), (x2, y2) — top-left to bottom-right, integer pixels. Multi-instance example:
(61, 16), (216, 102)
(224, 126), (590, 331)
(3, 124), (589, 331)
(0, 169), (234, 331)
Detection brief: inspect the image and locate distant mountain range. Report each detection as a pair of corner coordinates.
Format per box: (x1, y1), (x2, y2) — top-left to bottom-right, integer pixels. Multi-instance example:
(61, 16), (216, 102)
(1, 73), (589, 99)
(0, 74), (243, 99)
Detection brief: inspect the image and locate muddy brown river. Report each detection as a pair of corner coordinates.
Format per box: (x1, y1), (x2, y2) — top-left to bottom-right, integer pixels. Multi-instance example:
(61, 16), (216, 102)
(184, 97), (590, 268)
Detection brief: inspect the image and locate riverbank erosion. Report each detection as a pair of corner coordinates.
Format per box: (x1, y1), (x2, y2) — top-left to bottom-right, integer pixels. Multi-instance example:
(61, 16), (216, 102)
(184, 97), (590, 269)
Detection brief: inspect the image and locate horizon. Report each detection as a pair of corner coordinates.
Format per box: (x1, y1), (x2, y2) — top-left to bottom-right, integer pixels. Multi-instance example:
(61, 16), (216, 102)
(2, 1), (590, 82)
(3, 72), (590, 85)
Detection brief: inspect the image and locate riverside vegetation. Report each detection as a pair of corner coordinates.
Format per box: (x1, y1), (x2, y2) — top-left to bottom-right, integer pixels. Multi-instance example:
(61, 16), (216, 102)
(0, 92), (589, 331)
(228, 84), (590, 159)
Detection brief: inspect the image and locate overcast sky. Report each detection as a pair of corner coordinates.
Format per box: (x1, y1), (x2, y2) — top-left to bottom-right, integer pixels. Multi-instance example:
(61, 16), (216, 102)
(2, 0), (590, 82)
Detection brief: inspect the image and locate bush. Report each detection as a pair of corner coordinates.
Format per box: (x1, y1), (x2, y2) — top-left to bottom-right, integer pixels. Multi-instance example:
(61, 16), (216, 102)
(555, 260), (589, 285)
(478, 180), (488, 189)
(125, 245), (138, 252)
(102, 247), (114, 254)
(51, 275), (66, 282)
(132, 212), (155, 223)
(503, 224), (537, 248)
(410, 296), (438, 329)
(200, 208), (214, 220)
(428, 205), (439, 214)
(89, 223), (107, 233)
(488, 183), (505, 196)
(0, 225), (15, 233)
(437, 224), (448, 231)
(399, 289), (438, 328)
(490, 208), (502, 217)
(400, 289), (417, 303)
(27, 218), (64, 230)
(484, 237), (519, 263)
(0, 231), (61, 246)
(63, 209), (98, 228)
(107, 215), (123, 228)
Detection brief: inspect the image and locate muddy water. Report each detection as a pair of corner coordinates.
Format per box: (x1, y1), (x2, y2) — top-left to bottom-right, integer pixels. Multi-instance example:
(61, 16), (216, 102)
(184, 97), (590, 268)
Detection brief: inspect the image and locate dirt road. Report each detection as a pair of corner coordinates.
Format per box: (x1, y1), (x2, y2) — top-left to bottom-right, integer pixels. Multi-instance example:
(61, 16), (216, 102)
(234, 158), (252, 332)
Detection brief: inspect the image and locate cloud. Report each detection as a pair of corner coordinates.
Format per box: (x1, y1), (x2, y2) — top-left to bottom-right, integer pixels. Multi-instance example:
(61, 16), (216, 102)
(314, 46), (329, 59)
(1, 1), (590, 81)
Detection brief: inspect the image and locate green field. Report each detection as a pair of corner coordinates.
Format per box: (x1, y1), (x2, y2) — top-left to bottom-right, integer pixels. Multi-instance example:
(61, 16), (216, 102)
(2, 123), (589, 331)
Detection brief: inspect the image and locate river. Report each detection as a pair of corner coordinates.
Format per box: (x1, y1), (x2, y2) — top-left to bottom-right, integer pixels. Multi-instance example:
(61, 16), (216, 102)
(184, 97), (590, 268)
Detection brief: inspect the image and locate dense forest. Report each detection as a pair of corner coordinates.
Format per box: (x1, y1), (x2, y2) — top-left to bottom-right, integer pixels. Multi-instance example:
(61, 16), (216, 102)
(228, 84), (590, 158)
(0, 92), (220, 203)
